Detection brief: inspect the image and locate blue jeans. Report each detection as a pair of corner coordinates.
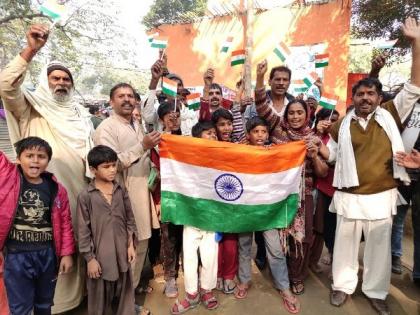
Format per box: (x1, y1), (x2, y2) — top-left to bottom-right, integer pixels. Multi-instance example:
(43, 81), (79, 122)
(4, 246), (57, 315)
(391, 181), (420, 279)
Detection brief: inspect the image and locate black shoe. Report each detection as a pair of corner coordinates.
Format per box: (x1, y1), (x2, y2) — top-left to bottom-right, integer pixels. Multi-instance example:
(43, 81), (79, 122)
(391, 255), (402, 274)
(366, 297), (390, 315)
(330, 290), (348, 307)
(414, 278), (420, 288)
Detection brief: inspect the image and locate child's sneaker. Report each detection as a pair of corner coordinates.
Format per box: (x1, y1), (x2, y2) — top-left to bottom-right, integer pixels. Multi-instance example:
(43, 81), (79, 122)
(171, 292), (200, 314)
(223, 279), (237, 294)
(164, 278), (179, 298)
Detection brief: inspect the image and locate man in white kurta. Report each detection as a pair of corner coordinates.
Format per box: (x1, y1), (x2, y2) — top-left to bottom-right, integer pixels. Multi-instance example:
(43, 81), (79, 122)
(93, 83), (161, 305)
(0, 24), (93, 313)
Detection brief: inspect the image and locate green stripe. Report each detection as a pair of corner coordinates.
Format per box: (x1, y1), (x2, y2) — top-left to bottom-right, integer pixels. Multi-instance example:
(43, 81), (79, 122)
(161, 191), (298, 233)
(303, 77), (313, 88)
(221, 46), (229, 53)
(294, 87), (308, 93)
(319, 101), (336, 110)
(273, 48), (286, 62)
(162, 86), (177, 97)
(315, 61), (328, 68)
(151, 42), (167, 49)
(231, 59), (245, 66)
(40, 6), (61, 20)
(188, 102), (200, 110)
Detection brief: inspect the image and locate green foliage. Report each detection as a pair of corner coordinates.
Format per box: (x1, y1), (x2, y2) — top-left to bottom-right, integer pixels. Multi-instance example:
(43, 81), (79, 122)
(143, 0), (207, 30)
(0, 0), (141, 93)
(352, 0), (420, 56)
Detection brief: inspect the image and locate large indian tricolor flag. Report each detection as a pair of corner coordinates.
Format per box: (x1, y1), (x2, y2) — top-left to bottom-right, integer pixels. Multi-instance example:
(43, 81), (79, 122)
(160, 134), (306, 233)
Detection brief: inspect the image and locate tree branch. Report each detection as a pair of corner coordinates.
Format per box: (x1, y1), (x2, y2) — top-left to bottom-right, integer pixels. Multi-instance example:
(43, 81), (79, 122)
(0, 13), (50, 25)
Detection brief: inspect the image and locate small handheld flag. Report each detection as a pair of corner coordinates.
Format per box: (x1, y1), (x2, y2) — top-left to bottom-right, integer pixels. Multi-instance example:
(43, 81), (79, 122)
(147, 32), (159, 43)
(303, 72), (319, 88)
(373, 39), (398, 50)
(231, 49), (246, 66)
(314, 53), (329, 68)
(162, 77), (178, 97)
(151, 36), (168, 49)
(40, 0), (67, 22)
(273, 41), (291, 63)
(221, 36), (234, 53)
(292, 80), (309, 94)
(319, 93), (338, 110)
(186, 93), (201, 111)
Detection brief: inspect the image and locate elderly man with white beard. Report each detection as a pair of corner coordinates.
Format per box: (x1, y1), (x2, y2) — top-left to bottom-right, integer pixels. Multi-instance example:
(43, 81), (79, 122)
(0, 24), (92, 314)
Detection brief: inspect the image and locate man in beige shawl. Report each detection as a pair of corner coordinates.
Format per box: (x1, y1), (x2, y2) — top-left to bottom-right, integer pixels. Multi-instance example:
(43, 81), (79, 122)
(0, 24), (92, 313)
(94, 82), (161, 315)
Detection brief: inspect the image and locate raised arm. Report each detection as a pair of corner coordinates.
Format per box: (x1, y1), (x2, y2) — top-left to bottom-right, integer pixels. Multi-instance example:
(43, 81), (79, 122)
(0, 24), (48, 120)
(393, 17), (420, 120)
(254, 59), (281, 130)
(142, 59), (163, 125)
(202, 68), (214, 101)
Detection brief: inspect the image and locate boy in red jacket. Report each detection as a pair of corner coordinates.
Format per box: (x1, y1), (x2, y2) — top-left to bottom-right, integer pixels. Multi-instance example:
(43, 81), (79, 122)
(0, 136), (75, 315)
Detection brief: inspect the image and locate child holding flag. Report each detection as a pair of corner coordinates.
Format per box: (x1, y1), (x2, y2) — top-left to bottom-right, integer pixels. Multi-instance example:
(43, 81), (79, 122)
(210, 108), (245, 294)
(170, 121), (219, 314)
(234, 117), (301, 313)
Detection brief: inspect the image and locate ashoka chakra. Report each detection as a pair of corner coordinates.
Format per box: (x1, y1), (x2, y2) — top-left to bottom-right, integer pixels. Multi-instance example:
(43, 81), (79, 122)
(214, 173), (244, 201)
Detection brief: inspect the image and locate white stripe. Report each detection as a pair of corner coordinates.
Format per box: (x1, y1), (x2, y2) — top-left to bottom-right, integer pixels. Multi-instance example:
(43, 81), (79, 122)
(320, 97), (337, 105)
(162, 83), (177, 93)
(152, 39), (167, 45)
(231, 55), (245, 62)
(187, 97), (200, 104)
(315, 57), (328, 63)
(161, 158), (302, 205)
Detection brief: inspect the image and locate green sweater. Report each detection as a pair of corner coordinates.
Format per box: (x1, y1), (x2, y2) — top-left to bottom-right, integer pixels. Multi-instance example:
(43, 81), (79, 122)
(330, 101), (402, 195)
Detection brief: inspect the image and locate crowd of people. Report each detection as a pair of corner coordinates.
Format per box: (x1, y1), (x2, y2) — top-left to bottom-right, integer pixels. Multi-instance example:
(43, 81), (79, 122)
(0, 16), (419, 315)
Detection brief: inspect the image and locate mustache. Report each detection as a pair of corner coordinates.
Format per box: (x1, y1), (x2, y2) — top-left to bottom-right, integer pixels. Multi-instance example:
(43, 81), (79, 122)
(54, 86), (70, 94)
(122, 102), (133, 107)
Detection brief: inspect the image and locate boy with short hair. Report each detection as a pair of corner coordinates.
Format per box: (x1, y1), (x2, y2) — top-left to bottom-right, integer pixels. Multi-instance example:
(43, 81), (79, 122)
(77, 145), (138, 315)
(211, 108), (245, 294)
(235, 117), (300, 313)
(158, 101), (182, 135)
(171, 121), (219, 314)
(0, 136), (75, 315)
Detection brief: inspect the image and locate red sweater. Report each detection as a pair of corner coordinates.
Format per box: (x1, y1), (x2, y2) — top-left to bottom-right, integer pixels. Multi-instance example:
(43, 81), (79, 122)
(0, 152), (75, 257)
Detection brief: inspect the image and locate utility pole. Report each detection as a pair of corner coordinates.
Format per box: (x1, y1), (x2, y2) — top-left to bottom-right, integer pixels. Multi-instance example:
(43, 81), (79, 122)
(239, 0), (254, 98)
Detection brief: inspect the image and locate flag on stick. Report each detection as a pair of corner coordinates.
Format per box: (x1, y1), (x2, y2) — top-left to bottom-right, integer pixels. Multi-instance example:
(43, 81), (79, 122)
(314, 53), (329, 68)
(151, 36), (168, 49)
(303, 72), (319, 88)
(319, 93), (338, 110)
(292, 80), (310, 93)
(160, 134), (306, 233)
(273, 41), (291, 62)
(40, 0), (66, 21)
(162, 77), (178, 97)
(186, 93), (201, 110)
(147, 32), (159, 43)
(231, 49), (246, 66)
(373, 39), (398, 50)
(221, 36), (234, 53)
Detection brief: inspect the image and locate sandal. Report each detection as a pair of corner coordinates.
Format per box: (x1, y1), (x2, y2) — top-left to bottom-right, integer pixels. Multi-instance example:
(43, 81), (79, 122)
(223, 279), (237, 294)
(170, 293), (200, 314)
(135, 285), (154, 294)
(291, 281), (305, 295)
(280, 291), (301, 314)
(200, 289), (219, 310)
(234, 284), (248, 299)
(135, 305), (152, 315)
